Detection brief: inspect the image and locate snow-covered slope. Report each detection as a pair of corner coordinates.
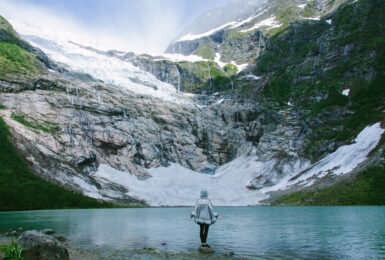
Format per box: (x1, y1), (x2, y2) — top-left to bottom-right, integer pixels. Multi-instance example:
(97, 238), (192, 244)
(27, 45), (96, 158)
(10, 20), (190, 105)
(85, 123), (383, 206)
(173, 0), (265, 42)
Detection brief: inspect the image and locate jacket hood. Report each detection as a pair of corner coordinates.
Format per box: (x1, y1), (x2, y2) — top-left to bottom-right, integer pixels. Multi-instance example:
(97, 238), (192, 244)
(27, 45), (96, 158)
(200, 189), (208, 199)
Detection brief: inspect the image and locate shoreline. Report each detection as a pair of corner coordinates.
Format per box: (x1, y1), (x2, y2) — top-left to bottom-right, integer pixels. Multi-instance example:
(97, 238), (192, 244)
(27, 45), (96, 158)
(0, 235), (242, 260)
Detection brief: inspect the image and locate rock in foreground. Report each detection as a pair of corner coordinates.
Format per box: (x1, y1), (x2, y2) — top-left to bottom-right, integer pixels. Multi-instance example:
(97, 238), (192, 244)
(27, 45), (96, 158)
(17, 230), (69, 260)
(198, 246), (215, 253)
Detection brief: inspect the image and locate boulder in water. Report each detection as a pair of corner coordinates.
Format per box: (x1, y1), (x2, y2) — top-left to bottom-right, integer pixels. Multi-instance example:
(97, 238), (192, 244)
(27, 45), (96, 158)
(17, 230), (69, 260)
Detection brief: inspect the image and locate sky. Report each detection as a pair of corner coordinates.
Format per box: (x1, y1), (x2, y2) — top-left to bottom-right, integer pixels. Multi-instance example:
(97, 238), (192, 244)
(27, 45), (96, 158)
(0, 0), (234, 54)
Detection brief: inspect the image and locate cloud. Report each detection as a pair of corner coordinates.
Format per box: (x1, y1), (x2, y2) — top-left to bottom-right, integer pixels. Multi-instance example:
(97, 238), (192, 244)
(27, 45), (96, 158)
(0, 0), (187, 54)
(0, 0), (234, 54)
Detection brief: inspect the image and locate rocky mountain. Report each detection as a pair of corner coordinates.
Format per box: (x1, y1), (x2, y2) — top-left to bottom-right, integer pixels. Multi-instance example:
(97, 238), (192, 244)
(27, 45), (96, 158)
(0, 0), (384, 206)
(165, 0), (347, 63)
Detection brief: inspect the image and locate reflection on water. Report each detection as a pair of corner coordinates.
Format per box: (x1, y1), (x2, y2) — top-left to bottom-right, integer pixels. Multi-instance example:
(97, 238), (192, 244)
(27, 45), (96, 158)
(0, 207), (384, 259)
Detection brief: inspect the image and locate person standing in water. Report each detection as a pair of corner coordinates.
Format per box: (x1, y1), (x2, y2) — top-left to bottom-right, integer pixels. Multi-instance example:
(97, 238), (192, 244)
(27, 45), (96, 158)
(189, 189), (221, 248)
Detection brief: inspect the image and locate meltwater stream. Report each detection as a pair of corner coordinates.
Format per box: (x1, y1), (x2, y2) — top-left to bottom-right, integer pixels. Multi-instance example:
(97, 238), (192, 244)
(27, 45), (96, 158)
(0, 207), (384, 259)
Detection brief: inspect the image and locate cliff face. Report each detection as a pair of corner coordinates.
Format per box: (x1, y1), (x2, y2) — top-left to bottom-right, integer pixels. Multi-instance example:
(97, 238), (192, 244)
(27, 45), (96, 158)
(0, 0), (384, 206)
(0, 69), (309, 203)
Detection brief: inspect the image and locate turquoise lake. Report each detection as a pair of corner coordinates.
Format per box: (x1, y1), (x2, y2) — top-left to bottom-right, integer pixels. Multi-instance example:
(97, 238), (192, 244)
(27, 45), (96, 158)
(0, 206), (384, 259)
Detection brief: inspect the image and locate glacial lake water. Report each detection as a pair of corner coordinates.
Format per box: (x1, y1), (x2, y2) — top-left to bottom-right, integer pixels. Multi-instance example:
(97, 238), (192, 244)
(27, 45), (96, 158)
(0, 207), (384, 259)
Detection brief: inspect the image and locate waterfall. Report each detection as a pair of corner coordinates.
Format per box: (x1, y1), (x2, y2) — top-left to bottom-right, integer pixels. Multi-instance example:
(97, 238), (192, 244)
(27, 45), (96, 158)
(175, 63), (181, 92)
(66, 122), (75, 146)
(223, 69), (234, 94)
(206, 61), (212, 106)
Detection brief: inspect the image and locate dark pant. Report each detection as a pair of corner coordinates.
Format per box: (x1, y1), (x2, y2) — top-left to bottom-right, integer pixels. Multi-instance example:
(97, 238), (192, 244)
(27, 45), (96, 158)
(199, 224), (210, 243)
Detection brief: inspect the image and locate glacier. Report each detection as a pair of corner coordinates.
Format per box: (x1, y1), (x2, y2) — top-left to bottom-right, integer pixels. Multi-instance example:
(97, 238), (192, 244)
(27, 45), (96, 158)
(10, 20), (192, 105)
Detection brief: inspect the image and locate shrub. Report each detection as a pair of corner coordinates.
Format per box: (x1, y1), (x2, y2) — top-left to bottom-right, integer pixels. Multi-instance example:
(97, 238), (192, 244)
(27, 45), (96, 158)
(0, 238), (23, 260)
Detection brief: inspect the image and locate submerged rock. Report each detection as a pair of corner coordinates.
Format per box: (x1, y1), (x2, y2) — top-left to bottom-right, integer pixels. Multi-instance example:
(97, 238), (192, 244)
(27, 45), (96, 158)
(17, 230), (69, 260)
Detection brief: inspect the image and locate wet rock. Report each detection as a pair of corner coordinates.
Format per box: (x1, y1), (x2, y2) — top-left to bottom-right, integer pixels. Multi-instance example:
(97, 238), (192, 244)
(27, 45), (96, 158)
(4, 231), (18, 237)
(198, 246), (215, 253)
(17, 230), (69, 260)
(40, 229), (55, 235)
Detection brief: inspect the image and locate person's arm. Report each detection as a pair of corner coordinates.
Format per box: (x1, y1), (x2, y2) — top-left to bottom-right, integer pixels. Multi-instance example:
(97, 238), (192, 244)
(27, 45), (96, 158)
(190, 200), (199, 218)
(208, 200), (220, 219)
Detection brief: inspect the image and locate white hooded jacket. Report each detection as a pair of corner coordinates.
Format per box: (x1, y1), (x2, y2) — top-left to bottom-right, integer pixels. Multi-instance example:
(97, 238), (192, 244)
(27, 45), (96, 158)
(191, 190), (218, 225)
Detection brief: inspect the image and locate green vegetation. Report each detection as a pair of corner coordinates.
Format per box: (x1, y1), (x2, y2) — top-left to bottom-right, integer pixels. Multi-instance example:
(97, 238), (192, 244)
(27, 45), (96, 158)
(0, 15), (43, 80)
(263, 74), (292, 104)
(0, 116), (115, 211)
(0, 238), (23, 260)
(301, 0), (316, 17)
(272, 165), (385, 205)
(275, 0), (301, 25)
(224, 63), (238, 75)
(0, 41), (41, 80)
(0, 104), (6, 109)
(44, 120), (59, 126)
(256, 0), (385, 160)
(227, 29), (250, 39)
(195, 43), (215, 60)
(175, 60), (234, 94)
(0, 16), (15, 34)
(11, 113), (54, 134)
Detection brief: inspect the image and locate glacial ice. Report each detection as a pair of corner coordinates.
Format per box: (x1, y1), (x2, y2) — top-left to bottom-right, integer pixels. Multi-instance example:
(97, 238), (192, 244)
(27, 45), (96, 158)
(10, 20), (191, 105)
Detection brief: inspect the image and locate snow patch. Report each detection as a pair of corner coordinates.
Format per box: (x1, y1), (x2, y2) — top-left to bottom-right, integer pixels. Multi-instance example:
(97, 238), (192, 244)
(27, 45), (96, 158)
(214, 54), (249, 72)
(176, 21), (238, 42)
(214, 53), (227, 68)
(263, 123), (385, 192)
(158, 53), (208, 63)
(234, 62), (249, 72)
(342, 89), (350, 96)
(242, 75), (262, 80)
(94, 156), (268, 206)
(230, 9), (268, 29)
(176, 9), (269, 42)
(298, 4), (307, 9)
(301, 16), (321, 21)
(213, 98), (225, 105)
(326, 19), (332, 25)
(240, 16), (282, 32)
(72, 176), (104, 200)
